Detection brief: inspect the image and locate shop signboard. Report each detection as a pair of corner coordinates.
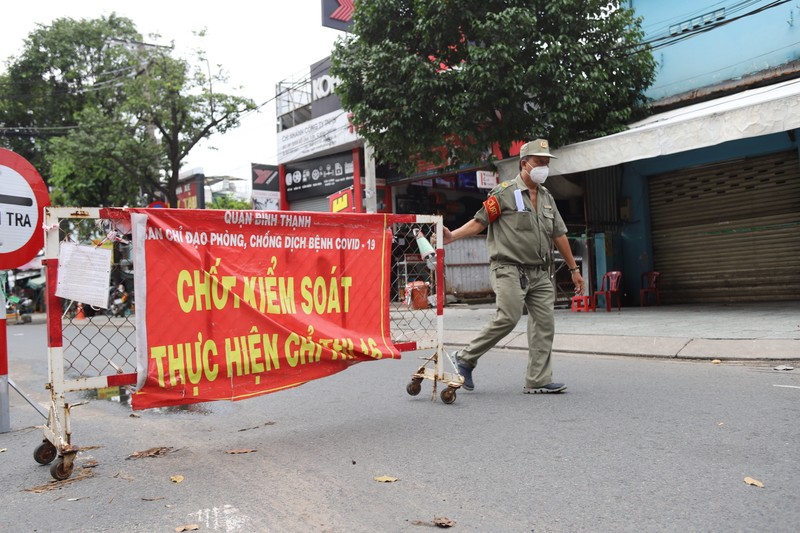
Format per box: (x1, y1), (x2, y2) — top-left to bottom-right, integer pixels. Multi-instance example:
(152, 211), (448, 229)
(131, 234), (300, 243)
(321, 0), (354, 32)
(277, 109), (360, 164)
(251, 163), (280, 211)
(285, 152), (355, 202)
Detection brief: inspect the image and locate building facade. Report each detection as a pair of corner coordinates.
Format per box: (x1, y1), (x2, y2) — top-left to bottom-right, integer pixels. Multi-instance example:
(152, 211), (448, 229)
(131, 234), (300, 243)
(559, 0), (800, 303)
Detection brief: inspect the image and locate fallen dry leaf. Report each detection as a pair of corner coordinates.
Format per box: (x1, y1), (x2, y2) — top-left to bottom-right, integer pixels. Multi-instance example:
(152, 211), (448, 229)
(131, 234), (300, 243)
(711, 359), (721, 364)
(744, 476), (764, 488)
(128, 446), (174, 459)
(433, 516), (456, 528)
(410, 517), (457, 528)
(0, 448), (7, 453)
(374, 475), (398, 483)
(225, 449), (257, 454)
(174, 525), (199, 532)
(170, 475), (184, 483)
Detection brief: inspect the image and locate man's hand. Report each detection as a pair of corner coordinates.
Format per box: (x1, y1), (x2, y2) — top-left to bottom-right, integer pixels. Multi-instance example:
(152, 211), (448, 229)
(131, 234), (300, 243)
(572, 272), (585, 295)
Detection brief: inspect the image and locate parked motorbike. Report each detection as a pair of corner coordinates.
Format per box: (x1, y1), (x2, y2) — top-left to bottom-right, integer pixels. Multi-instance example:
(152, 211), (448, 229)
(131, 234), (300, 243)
(7, 295), (34, 324)
(107, 284), (132, 317)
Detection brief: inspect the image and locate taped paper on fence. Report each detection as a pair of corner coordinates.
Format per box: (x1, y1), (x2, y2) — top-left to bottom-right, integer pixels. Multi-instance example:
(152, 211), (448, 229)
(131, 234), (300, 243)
(129, 209), (400, 409)
(55, 242), (112, 308)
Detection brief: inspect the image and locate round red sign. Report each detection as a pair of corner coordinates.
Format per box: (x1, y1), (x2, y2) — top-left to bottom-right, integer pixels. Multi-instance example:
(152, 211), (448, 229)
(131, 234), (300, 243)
(0, 149), (51, 269)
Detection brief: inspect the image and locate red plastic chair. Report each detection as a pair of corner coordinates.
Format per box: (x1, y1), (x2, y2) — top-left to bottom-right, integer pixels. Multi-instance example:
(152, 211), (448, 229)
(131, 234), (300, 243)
(593, 271), (622, 312)
(640, 271), (661, 306)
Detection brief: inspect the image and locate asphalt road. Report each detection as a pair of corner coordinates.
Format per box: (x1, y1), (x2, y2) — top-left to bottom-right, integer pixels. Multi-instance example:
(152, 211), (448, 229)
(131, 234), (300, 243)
(2, 322), (799, 532)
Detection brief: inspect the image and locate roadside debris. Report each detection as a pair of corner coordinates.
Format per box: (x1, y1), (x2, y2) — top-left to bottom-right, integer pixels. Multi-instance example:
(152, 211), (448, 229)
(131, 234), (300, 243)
(25, 466), (95, 493)
(411, 516), (457, 528)
(127, 446), (176, 459)
(238, 421), (276, 432)
(744, 476), (764, 488)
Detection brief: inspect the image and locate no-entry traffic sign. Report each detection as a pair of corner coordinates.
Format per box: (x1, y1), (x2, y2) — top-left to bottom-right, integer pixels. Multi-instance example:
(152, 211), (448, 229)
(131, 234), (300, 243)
(0, 149), (50, 269)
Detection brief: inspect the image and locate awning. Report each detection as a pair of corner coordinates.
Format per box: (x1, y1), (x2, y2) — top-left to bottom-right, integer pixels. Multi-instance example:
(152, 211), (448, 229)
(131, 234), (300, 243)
(26, 276), (46, 290)
(548, 78), (800, 176)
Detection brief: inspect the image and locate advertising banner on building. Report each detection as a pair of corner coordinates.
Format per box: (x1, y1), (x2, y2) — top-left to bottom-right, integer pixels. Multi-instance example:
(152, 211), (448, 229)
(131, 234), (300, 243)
(310, 56), (342, 119)
(129, 209), (399, 409)
(177, 175), (203, 209)
(321, 0), (354, 32)
(277, 110), (360, 164)
(251, 163), (280, 210)
(284, 151), (356, 202)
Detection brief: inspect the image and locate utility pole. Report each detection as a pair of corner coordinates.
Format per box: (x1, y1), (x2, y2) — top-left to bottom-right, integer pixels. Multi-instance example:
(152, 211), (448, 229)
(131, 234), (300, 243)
(364, 142), (377, 213)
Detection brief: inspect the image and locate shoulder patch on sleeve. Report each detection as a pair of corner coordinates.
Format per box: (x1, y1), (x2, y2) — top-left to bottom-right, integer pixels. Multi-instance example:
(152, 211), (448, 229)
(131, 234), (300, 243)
(489, 181), (512, 194)
(483, 195), (501, 223)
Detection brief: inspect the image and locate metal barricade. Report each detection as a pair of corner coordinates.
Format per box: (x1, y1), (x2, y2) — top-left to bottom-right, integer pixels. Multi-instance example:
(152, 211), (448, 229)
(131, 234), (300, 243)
(35, 209), (460, 481)
(37, 207), (137, 479)
(388, 215), (463, 404)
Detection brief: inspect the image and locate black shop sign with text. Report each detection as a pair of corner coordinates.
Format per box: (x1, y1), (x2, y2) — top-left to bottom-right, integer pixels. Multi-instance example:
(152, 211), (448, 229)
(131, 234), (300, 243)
(285, 153), (355, 202)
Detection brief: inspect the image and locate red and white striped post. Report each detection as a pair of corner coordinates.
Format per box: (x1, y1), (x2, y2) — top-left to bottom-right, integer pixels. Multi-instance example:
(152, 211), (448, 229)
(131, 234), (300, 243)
(1, 287), (9, 433)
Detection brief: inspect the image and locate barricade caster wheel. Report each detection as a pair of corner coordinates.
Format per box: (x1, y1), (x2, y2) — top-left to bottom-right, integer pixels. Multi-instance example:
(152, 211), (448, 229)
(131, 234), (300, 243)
(440, 387), (457, 404)
(406, 380), (422, 396)
(50, 457), (74, 481)
(34, 440), (57, 465)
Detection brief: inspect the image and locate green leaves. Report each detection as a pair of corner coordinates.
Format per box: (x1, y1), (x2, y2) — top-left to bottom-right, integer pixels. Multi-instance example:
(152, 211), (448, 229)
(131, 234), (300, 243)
(331, 0), (656, 171)
(1, 15), (256, 207)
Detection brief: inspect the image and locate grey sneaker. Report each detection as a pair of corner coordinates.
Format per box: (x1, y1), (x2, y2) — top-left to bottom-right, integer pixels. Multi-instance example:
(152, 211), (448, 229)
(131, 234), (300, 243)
(454, 351), (474, 391)
(523, 383), (567, 394)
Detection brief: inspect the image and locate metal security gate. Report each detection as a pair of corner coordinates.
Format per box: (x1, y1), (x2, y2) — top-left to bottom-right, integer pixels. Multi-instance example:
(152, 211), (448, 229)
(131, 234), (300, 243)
(289, 196), (330, 212)
(649, 151), (800, 303)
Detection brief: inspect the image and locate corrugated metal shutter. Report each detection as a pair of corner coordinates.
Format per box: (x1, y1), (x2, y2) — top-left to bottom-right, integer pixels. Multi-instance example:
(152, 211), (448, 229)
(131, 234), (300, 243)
(444, 236), (492, 297)
(289, 196), (330, 212)
(649, 151), (800, 303)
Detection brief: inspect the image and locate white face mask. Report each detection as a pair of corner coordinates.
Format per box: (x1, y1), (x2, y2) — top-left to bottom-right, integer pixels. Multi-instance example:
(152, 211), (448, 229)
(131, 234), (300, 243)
(528, 165), (549, 184)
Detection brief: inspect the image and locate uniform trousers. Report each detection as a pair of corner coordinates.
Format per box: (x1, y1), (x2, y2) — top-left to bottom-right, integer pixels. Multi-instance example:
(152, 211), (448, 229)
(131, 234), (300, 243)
(458, 263), (555, 388)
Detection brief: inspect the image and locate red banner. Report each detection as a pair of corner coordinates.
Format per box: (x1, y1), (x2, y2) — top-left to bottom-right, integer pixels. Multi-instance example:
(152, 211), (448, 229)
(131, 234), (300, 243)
(129, 209), (399, 410)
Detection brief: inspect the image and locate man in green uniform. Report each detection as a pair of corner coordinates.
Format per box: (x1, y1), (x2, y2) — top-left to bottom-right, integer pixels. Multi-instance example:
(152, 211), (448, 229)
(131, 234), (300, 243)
(443, 139), (584, 394)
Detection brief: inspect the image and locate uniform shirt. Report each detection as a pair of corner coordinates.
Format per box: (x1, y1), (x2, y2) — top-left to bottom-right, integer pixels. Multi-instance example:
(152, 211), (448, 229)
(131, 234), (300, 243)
(473, 174), (568, 266)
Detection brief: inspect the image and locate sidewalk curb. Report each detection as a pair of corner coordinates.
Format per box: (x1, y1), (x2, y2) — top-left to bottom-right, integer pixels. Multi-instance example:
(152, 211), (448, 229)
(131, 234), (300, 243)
(444, 330), (800, 361)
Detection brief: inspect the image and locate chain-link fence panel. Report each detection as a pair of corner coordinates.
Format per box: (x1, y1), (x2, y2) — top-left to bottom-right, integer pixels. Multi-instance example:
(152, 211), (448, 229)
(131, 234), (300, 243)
(388, 220), (440, 350)
(55, 213), (137, 379)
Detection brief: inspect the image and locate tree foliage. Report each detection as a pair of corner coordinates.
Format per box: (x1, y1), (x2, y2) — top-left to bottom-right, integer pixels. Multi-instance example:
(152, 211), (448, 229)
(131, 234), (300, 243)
(331, 0), (657, 172)
(0, 15), (257, 207)
(125, 45), (258, 207)
(0, 15), (140, 184)
(207, 195), (251, 210)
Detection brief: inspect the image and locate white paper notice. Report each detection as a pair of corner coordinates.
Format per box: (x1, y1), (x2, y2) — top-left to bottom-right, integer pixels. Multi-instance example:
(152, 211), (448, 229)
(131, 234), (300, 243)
(56, 242), (112, 308)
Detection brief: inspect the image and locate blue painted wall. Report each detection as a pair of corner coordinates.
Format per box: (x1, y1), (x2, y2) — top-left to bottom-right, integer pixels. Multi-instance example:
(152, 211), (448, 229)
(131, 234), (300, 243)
(629, 0), (800, 100)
